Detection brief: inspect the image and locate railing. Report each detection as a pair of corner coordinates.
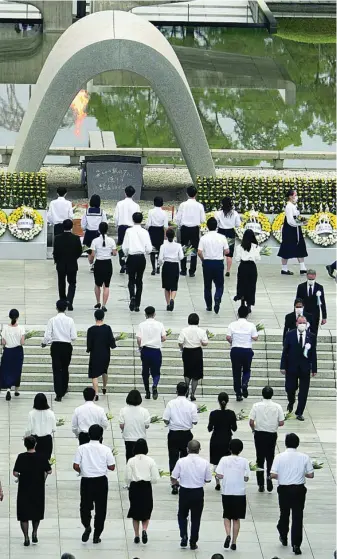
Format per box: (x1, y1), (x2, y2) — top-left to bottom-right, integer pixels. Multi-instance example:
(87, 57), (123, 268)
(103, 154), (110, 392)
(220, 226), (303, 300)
(1, 147), (335, 170)
(249, 0), (277, 33)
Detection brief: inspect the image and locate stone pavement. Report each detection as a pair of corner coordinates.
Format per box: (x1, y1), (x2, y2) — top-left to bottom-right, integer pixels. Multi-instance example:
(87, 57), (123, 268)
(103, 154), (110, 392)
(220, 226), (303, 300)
(0, 394), (335, 559)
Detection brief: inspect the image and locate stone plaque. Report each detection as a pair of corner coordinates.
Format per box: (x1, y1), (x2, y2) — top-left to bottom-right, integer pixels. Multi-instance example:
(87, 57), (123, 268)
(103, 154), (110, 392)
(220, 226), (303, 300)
(85, 155), (143, 201)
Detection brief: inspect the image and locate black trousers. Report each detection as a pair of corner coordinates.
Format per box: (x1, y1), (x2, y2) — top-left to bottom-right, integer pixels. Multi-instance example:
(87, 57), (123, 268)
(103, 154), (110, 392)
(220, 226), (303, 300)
(34, 434), (53, 461)
(127, 254), (146, 306)
(168, 430), (193, 474)
(125, 441), (136, 462)
(178, 487), (204, 544)
(78, 432), (90, 445)
(80, 476), (108, 539)
(50, 342), (72, 398)
(54, 223), (64, 236)
(56, 264), (77, 305)
(254, 431), (277, 487)
(202, 259), (224, 308)
(118, 225), (130, 268)
(310, 312), (320, 335)
(277, 484), (307, 548)
(180, 225), (200, 274)
(285, 370), (310, 416)
(230, 347), (254, 397)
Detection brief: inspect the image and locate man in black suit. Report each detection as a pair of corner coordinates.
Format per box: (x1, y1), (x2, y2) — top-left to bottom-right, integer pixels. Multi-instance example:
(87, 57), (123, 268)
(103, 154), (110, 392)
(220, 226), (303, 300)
(283, 298), (312, 343)
(281, 316), (317, 421)
(53, 219), (83, 311)
(295, 269), (327, 334)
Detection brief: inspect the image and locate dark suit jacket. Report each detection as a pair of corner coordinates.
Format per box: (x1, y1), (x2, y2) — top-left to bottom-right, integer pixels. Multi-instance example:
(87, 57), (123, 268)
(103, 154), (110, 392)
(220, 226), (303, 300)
(53, 232), (82, 269)
(281, 329), (317, 374)
(296, 281), (327, 320)
(283, 311), (313, 342)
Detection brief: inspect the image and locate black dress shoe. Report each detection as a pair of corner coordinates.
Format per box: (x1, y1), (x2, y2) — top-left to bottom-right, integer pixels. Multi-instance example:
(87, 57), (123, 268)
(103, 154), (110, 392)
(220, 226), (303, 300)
(300, 270), (307, 275)
(102, 388), (107, 395)
(180, 270), (187, 276)
(145, 391), (151, 400)
(326, 264), (334, 278)
(134, 306), (140, 312)
(67, 303), (74, 311)
(189, 272), (195, 278)
(101, 306), (107, 313)
(5, 391), (11, 401)
(169, 299), (174, 311)
(236, 395), (243, 402)
(293, 545), (302, 555)
(279, 535), (288, 546)
(214, 298), (220, 314)
(171, 485), (179, 495)
(142, 530), (148, 544)
(94, 303), (101, 309)
(215, 483), (221, 491)
(281, 270), (294, 275)
(152, 387), (158, 400)
(32, 532), (38, 544)
(266, 478), (273, 492)
(225, 271), (230, 277)
(206, 307), (212, 311)
(134, 536), (140, 544)
(166, 305), (171, 311)
(156, 266), (160, 274)
(180, 536), (188, 547)
(190, 542), (198, 550)
(296, 415), (305, 421)
(258, 485), (265, 493)
(224, 535), (231, 548)
(287, 403), (293, 413)
(82, 527), (91, 542)
(95, 395), (99, 401)
(120, 266), (126, 274)
(54, 396), (62, 402)
(151, 270), (156, 276)
(93, 537), (101, 544)
(129, 296), (135, 311)
(242, 385), (248, 398)
(15, 391), (20, 397)
(230, 543), (237, 551)
(24, 538), (30, 547)
(190, 395), (196, 402)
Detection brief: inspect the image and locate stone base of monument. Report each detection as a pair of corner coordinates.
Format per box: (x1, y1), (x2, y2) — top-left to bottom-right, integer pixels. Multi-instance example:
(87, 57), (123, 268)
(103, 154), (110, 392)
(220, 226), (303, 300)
(0, 210), (47, 260)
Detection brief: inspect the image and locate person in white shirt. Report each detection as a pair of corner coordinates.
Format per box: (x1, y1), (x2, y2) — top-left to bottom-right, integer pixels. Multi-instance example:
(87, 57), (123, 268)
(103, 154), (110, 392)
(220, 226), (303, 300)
(81, 194), (108, 271)
(89, 222), (117, 312)
(146, 196), (168, 275)
(277, 189), (307, 275)
(198, 217), (229, 314)
(158, 228), (184, 311)
(234, 229), (261, 313)
(214, 197), (241, 277)
(176, 186), (206, 277)
(271, 433), (314, 555)
(171, 439), (212, 550)
(216, 439), (250, 552)
(114, 185), (140, 273)
(122, 212), (152, 311)
(72, 387), (109, 445)
(163, 381), (198, 494)
(26, 393), (57, 460)
(0, 308), (25, 401)
(42, 300), (77, 402)
(226, 306), (258, 401)
(119, 389), (151, 461)
(73, 424), (115, 544)
(136, 307), (166, 400)
(47, 186), (73, 237)
(178, 313), (208, 401)
(125, 438), (159, 545)
(249, 386), (284, 493)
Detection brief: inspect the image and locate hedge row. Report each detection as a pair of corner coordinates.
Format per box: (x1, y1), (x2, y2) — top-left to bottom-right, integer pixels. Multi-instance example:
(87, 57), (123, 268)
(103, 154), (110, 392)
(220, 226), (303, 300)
(0, 172), (47, 209)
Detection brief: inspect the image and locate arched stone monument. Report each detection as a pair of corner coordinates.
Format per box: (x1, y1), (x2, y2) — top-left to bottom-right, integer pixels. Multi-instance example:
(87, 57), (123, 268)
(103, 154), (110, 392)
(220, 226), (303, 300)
(9, 10), (215, 182)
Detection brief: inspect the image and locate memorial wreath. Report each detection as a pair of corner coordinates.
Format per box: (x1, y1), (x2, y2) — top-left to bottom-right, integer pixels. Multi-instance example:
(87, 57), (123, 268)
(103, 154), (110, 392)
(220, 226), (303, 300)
(236, 210), (271, 244)
(0, 209), (7, 237)
(306, 212), (337, 246)
(8, 206), (44, 241)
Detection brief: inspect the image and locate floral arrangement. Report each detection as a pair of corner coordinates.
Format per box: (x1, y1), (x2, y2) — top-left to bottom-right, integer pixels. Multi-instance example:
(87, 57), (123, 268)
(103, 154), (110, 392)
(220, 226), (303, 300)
(236, 210), (271, 244)
(196, 175), (336, 214)
(0, 172), (47, 209)
(272, 212), (285, 243)
(0, 209), (7, 237)
(200, 211), (215, 233)
(8, 206), (44, 241)
(305, 212), (337, 246)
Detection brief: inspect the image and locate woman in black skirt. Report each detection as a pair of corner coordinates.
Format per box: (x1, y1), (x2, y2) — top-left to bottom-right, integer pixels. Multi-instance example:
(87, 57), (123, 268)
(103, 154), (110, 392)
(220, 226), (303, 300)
(0, 309), (25, 401)
(177, 313), (208, 401)
(125, 438), (159, 545)
(215, 439), (250, 551)
(86, 309), (116, 399)
(278, 189), (308, 276)
(13, 436), (52, 546)
(26, 393), (56, 461)
(215, 197), (241, 277)
(146, 196), (169, 275)
(208, 392), (237, 490)
(234, 229), (261, 313)
(158, 227), (184, 311)
(81, 194), (108, 271)
(89, 222), (117, 312)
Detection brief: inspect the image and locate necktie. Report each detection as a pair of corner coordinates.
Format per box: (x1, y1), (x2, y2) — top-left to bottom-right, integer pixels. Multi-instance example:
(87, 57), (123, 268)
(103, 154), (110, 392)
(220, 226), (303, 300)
(309, 286), (313, 297)
(299, 332), (303, 348)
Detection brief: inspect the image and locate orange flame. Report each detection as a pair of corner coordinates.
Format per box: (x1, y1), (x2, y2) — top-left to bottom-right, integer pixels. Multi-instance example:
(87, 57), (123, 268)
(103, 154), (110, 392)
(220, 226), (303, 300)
(70, 90), (89, 137)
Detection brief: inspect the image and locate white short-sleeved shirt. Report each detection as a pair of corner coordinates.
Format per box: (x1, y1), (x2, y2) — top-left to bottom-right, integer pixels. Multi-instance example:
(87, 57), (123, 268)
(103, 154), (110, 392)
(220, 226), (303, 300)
(114, 197), (140, 227)
(216, 455), (250, 496)
(91, 235), (116, 260)
(26, 409), (57, 437)
(74, 440), (115, 478)
(146, 207), (169, 228)
(158, 240), (184, 264)
(163, 396), (198, 431)
(176, 199), (206, 228)
(71, 401), (109, 436)
(214, 210), (241, 229)
(198, 231), (229, 260)
(47, 197), (73, 225)
(122, 225), (152, 256)
(271, 449), (314, 485)
(285, 202), (300, 228)
(125, 454), (160, 484)
(227, 319), (258, 349)
(136, 318), (166, 349)
(119, 405), (151, 441)
(235, 244), (261, 263)
(1, 324), (25, 348)
(172, 453), (212, 489)
(81, 209), (107, 231)
(249, 399), (284, 433)
(178, 325), (208, 349)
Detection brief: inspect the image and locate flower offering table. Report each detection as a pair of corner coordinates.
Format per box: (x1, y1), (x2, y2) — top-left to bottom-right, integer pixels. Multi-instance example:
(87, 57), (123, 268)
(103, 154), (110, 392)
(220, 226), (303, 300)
(0, 209), (47, 259)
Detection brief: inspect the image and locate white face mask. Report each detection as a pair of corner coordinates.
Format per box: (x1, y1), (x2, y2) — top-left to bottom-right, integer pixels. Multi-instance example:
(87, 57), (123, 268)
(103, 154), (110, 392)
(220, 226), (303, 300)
(295, 307), (304, 316)
(292, 195), (298, 203)
(297, 324), (306, 333)
(308, 279), (315, 286)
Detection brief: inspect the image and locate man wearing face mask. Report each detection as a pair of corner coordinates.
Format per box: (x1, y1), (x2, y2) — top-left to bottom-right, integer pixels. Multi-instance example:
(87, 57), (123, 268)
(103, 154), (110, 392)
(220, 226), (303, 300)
(280, 316), (317, 421)
(283, 298), (312, 343)
(295, 269), (327, 335)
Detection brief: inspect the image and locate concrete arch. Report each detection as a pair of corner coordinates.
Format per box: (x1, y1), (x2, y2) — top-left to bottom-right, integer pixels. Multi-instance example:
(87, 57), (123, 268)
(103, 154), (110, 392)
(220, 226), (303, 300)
(9, 10), (215, 182)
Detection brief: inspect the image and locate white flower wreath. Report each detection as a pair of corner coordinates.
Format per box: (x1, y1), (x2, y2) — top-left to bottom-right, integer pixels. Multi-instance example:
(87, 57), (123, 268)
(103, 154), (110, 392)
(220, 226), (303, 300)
(236, 210), (271, 245)
(0, 209), (7, 237)
(8, 206), (44, 241)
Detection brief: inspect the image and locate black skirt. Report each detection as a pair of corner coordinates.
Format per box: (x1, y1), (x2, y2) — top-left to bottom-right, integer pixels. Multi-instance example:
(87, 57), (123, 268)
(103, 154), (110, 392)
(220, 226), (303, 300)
(127, 481), (153, 521)
(218, 227), (235, 258)
(278, 218), (308, 259)
(34, 434), (53, 462)
(236, 260), (257, 306)
(94, 259), (113, 287)
(210, 439), (231, 466)
(0, 345), (24, 389)
(83, 229), (100, 248)
(182, 347), (203, 380)
(222, 495), (247, 520)
(162, 261), (180, 291)
(149, 226), (165, 251)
